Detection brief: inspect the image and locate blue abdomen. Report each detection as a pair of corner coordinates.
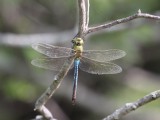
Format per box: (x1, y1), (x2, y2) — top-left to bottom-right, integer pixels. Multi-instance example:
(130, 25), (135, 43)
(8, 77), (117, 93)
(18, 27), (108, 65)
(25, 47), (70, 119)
(72, 59), (80, 104)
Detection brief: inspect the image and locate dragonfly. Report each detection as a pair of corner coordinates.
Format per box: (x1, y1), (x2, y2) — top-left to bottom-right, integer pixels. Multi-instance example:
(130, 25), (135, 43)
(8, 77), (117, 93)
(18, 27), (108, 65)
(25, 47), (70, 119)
(32, 37), (126, 104)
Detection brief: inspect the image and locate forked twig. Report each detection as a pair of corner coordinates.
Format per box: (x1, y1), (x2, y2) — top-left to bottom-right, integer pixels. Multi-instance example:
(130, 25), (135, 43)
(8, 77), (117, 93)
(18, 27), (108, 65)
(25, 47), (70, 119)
(34, 0), (160, 120)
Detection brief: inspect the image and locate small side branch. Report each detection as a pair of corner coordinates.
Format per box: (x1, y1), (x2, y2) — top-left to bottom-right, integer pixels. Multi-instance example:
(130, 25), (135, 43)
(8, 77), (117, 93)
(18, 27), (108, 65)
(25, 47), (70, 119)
(86, 9), (160, 35)
(103, 90), (160, 120)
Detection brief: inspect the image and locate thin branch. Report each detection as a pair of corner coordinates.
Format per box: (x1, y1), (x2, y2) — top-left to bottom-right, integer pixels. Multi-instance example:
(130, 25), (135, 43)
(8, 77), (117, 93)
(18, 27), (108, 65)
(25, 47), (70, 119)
(37, 106), (56, 120)
(34, 56), (75, 119)
(34, 1), (87, 119)
(103, 90), (160, 120)
(86, 9), (160, 35)
(85, 0), (90, 29)
(31, 1), (160, 119)
(77, 0), (87, 37)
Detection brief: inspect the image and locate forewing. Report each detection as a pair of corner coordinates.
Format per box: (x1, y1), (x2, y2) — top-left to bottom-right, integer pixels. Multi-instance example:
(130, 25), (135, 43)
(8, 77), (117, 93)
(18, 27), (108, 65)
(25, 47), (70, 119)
(32, 43), (73, 58)
(82, 49), (126, 62)
(79, 57), (122, 74)
(31, 56), (74, 71)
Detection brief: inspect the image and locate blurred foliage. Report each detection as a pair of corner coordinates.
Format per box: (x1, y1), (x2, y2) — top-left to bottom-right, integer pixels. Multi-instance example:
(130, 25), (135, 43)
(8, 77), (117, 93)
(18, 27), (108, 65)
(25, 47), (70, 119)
(1, 77), (37, 102)
(0, 0), (160, 120)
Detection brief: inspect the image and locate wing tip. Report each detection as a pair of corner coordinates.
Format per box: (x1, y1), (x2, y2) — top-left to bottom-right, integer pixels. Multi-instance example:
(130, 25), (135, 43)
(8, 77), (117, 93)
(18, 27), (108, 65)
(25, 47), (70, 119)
(31, 59), (44, 69)
(31, 59), (36, 66)
(31, 43), (41, 50)
(114, 66), (123, 74)
(112, 49), (127, 57)
(121, 50), (127, 57)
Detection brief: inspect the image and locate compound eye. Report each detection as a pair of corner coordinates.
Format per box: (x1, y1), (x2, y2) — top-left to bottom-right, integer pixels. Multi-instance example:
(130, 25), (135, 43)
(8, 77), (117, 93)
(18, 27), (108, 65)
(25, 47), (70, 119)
(71, 40), (75, 43)
(76, 42), (80, 46)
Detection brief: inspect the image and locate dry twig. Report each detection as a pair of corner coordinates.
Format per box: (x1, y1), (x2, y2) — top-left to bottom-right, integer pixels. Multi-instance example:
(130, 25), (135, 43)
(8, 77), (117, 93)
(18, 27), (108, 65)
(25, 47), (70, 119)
(103, 90), (160, 120)
(34, 56), (75, 120)
(30, 1), (160, 120)
(86, 9), (160, 35)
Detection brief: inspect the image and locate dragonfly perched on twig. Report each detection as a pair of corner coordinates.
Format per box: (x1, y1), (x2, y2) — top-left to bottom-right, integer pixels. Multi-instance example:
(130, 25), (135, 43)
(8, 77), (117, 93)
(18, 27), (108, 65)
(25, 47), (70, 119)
(32, 38), (126, 104)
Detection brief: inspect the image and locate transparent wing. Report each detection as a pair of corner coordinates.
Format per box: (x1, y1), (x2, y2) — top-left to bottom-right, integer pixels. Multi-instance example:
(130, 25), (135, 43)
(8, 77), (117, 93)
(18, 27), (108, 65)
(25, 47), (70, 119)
(31, 56), (74, 71)
(32, 43), (73, 58)
(82, 49), (126, 62)
(79, 57), (122, 74)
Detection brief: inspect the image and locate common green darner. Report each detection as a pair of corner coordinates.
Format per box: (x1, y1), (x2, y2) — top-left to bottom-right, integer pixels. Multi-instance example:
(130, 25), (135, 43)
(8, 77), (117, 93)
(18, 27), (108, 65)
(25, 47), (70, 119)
(32, 38), (126, 104)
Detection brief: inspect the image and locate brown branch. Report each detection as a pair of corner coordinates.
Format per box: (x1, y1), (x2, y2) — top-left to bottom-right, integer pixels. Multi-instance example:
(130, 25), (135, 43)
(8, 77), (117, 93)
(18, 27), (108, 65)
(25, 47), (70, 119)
(103, 90), (160, 120)
(85, 0), (90, 29)
(32, 1), (160, 120)
(34, 0), (87, 119)
(86, 9), (160, 35)
(77, 0), (87, 37)
(34, 56), (75, 120)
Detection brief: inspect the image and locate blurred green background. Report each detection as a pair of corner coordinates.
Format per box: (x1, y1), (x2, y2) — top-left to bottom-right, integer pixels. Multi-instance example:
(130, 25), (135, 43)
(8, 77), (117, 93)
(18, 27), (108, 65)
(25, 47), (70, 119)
(0, 0), (160, 120)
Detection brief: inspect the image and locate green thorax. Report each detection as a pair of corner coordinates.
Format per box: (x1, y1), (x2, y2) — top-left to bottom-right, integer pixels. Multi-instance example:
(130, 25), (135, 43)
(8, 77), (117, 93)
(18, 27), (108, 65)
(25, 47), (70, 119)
(72, 38), (84, 56)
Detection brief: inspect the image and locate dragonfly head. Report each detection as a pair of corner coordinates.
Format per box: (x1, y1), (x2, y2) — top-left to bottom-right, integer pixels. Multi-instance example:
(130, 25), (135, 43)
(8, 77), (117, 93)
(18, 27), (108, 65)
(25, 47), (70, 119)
(72, 38), (84, 52)
(72, 38), (84, 46)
